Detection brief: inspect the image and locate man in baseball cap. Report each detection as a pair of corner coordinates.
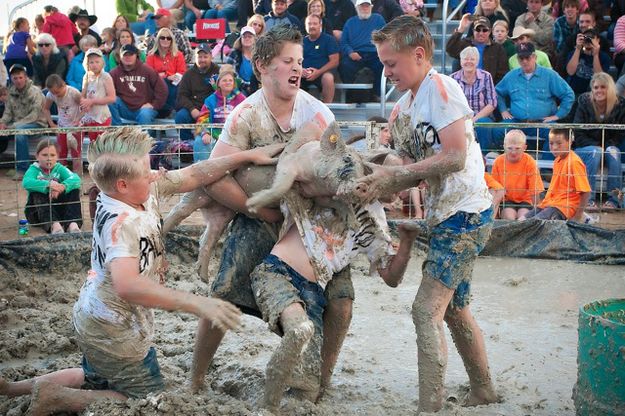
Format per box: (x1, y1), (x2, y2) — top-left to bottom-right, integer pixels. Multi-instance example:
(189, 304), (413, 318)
(508, 27), (552, 69)
(174, 43), (220, 140)
(0, 63), (46, 179)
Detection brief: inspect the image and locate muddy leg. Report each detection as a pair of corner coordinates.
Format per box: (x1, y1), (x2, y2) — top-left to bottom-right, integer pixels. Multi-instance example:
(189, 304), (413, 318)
(412, 277), (455, 414)
(444, 306), (498, 406)
(0, 368), (84, 397)
(190, 318), (226, 392)
(263, 303), (314, 413)
(318, 297), (352, 397)
(27, 380), (126, 416)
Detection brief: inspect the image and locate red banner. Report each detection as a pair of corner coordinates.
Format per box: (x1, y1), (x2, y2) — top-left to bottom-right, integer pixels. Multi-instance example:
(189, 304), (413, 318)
(195, 19), (227, 39)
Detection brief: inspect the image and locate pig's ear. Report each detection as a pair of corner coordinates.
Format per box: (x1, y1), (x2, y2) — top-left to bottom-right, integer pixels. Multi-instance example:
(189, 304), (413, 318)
(320, 122), (344, 154)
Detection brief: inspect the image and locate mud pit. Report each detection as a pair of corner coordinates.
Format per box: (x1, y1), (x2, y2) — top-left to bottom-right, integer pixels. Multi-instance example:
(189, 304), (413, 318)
(1, 241), (623, 416)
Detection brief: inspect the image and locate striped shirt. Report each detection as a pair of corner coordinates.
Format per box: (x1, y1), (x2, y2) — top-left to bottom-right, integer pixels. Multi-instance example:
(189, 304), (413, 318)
(450, 68), (497, 115)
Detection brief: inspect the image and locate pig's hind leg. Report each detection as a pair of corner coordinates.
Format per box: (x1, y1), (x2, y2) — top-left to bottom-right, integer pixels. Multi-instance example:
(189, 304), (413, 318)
(196, 205), (235, 282)
(163, 188), (212, 234)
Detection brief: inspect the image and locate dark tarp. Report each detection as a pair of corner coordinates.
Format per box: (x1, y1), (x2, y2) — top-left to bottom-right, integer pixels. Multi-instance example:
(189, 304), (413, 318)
(1, 220), (624, 276)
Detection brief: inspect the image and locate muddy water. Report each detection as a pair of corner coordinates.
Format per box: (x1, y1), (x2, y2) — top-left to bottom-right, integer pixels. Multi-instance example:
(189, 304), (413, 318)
(1, 254), (623, 415)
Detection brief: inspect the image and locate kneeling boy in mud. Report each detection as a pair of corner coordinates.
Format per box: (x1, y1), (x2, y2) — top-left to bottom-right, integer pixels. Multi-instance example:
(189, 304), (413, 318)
(247, 135), (420, 412)
(0, 127), (283, 415)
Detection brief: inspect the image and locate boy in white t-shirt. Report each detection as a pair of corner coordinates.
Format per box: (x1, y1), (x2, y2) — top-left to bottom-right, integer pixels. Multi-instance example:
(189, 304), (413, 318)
(355, 15), (498, 413)
(0, 127), (283, 415)
(43, 74), (83, 174)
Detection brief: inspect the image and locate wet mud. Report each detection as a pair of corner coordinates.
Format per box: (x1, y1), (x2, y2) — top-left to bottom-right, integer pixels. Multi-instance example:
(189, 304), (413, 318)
(1, 244), (624, 415)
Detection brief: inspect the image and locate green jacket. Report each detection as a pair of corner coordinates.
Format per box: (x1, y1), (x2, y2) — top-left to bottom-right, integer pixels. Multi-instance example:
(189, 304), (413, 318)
(116, 0), (154, 22)
(0, 79), (46, 127)
(22, 162), (81, 195)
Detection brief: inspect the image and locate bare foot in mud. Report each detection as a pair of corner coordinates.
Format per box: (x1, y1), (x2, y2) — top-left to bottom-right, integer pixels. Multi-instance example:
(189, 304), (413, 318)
(27, 381), (59, 416)
(462, 387), (500, 407)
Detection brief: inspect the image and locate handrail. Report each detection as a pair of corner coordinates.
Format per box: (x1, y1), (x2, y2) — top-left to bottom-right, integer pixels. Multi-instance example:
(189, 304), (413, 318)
(8, 0), (39, 28)
(441, 0), (467, 75)
(380, 73), (396, 118)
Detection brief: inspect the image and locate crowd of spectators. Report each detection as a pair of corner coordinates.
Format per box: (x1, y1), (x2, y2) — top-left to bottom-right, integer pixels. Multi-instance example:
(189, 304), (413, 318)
(1, 0), (625, 227)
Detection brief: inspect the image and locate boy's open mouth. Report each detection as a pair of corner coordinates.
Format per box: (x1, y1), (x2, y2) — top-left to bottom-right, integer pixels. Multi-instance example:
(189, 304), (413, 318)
(288, 76), (300, 86)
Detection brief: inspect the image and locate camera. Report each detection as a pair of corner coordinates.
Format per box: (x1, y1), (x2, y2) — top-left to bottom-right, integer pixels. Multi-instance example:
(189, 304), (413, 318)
(582, 35), (593, 43)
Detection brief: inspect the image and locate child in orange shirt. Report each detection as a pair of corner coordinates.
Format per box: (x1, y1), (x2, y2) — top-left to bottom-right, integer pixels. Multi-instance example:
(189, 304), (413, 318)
(519, 129), (591, 222)
(492, 130), (545, 220)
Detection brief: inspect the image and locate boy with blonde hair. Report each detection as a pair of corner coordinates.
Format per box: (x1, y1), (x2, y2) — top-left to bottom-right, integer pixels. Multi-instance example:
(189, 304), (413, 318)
(491, 129), (545, 220)
(356, 15), (498, 413)
(0, 127), (282, 415)
(520, 128), (591, 221)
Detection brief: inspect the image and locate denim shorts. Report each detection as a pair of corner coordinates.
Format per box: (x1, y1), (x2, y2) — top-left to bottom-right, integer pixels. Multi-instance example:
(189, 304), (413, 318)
(81, 346), (164, 398)
(251, 254), (327, 336)
(422, 207), (493, 308)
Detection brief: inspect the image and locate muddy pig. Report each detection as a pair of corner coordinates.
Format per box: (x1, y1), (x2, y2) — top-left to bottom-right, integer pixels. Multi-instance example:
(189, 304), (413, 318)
(162, 123), (326, 281)
(246, 121), (366, 214)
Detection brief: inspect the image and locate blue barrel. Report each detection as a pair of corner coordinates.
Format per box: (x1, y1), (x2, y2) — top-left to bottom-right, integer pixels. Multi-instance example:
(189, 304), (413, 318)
(574, 299), (625, 416)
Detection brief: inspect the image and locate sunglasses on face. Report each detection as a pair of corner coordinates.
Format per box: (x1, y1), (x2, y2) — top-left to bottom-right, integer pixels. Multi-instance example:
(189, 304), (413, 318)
(159, 36), (173, 41)
(474, 27), (490, 33)
(38, 43), (51, 47)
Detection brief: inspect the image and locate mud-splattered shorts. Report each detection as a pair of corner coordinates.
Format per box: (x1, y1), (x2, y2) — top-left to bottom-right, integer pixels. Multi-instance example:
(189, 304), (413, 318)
(423, 207), (493, 308)
(81, 346), (165, 398)
(251, 254), (327, 336)
(211, 214), (354, 318)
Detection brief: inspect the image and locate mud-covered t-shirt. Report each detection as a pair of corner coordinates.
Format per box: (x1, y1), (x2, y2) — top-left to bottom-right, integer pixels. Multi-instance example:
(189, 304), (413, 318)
(46, 86), (81, 127)
(280, 194), (396, 286)
(391, 68), (491, 226)
(219, 89), (335, 150)
(73, 183), (168, 362)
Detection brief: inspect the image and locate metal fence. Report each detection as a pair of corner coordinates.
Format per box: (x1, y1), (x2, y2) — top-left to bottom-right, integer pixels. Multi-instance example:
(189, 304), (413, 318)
(0, 121), (623, 238)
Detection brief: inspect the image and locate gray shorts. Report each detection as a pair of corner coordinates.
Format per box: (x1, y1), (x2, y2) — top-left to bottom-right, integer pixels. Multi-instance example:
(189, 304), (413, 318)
(211, 214), (354, 318)
(81, 346), (164, 399)
(251, 254), (326, 336)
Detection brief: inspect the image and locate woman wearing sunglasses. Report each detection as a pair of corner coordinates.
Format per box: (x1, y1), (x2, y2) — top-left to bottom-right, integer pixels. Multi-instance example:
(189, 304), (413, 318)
(146, 27), (186, 114)
(32, 33), (68, 89)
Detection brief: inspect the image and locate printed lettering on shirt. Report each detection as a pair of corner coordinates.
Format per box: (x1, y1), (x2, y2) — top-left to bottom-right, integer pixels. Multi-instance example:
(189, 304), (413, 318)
(139, 235), (163, 273)
(92, 198), (118, 268)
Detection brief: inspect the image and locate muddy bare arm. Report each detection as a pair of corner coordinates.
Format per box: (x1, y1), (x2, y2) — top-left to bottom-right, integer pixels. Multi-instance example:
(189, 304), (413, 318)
(355, 119), (468, 201)
(111, 258), (241, 331)
(377, 222), (421, 287)
(204, 140), (282, 222)
(164, 143), (284, 195)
